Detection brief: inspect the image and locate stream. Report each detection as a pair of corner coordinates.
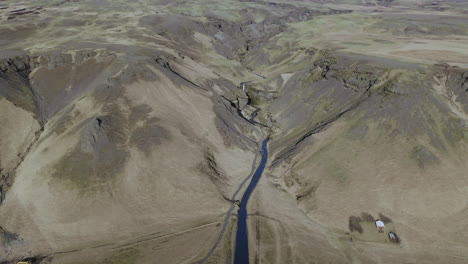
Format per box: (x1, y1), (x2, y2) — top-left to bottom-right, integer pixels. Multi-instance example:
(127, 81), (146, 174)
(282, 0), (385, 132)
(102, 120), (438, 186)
(234, 138), (269, 264)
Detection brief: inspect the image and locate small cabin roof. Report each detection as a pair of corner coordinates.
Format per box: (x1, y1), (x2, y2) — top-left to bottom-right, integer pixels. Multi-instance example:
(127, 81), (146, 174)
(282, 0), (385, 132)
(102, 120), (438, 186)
(375, 220), (385, 227)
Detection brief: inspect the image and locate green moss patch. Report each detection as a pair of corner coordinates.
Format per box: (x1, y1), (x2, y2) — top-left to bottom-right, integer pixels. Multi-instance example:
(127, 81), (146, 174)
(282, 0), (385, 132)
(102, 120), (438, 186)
(99, 248), (141, 264)
(348, 212), (399, 244)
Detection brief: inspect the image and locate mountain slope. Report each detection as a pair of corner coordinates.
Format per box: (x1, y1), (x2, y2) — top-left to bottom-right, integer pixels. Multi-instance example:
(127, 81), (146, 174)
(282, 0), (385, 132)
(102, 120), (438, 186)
(0, 0), (467, 263)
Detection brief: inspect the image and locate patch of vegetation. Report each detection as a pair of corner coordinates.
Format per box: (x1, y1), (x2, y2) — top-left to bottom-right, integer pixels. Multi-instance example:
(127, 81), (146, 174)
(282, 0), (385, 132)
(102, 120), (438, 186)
(51, 148), (96, 190)
(410, 145), (440, 169)
(303, 66), (324, 84)
(317, 49), (337, 68)
(349, 212), (393, 233)
(130, 119), (170, 156)
(373, 39), (394, 44)
(51, 113), (129, 192)
(361, 212), (375, 222)
(348, 215), (363, 233)
(379, 213), (392, 223)
(379, 80), (397, 96)
(444, 117), (465, 145)
(99, 248), (140, 264)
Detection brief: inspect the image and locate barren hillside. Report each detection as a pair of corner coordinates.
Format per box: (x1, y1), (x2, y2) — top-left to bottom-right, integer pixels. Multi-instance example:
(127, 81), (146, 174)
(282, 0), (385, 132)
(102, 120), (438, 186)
(0, 0), (467, 263)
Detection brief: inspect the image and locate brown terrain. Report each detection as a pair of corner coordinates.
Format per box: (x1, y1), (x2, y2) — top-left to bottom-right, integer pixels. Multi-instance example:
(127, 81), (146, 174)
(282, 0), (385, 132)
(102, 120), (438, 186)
(0, 0), (467, 263)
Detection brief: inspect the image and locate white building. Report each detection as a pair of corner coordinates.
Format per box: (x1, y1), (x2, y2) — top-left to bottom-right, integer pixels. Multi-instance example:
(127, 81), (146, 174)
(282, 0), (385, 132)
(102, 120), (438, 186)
(376, 220), (385, 233)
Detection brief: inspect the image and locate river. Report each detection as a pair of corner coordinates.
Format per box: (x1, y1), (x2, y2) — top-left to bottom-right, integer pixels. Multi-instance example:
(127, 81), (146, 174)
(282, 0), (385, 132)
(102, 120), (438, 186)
(234, 138), (269, 264)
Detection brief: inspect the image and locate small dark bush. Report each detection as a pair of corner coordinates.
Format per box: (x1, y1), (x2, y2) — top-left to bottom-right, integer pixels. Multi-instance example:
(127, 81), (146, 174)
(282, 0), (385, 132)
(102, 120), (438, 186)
(379, 213), (392, 223)
(349, 216), (363, 233)
(361, 212), (375, 222)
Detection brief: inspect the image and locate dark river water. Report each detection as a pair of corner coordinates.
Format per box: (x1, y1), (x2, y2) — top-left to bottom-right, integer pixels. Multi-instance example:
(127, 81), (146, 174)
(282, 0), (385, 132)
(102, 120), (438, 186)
(234, 139), (269, 264)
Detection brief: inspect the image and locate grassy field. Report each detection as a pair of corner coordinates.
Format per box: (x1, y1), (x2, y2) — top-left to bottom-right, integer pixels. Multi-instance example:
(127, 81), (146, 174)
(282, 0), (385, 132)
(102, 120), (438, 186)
(350, 222), (398, 243)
